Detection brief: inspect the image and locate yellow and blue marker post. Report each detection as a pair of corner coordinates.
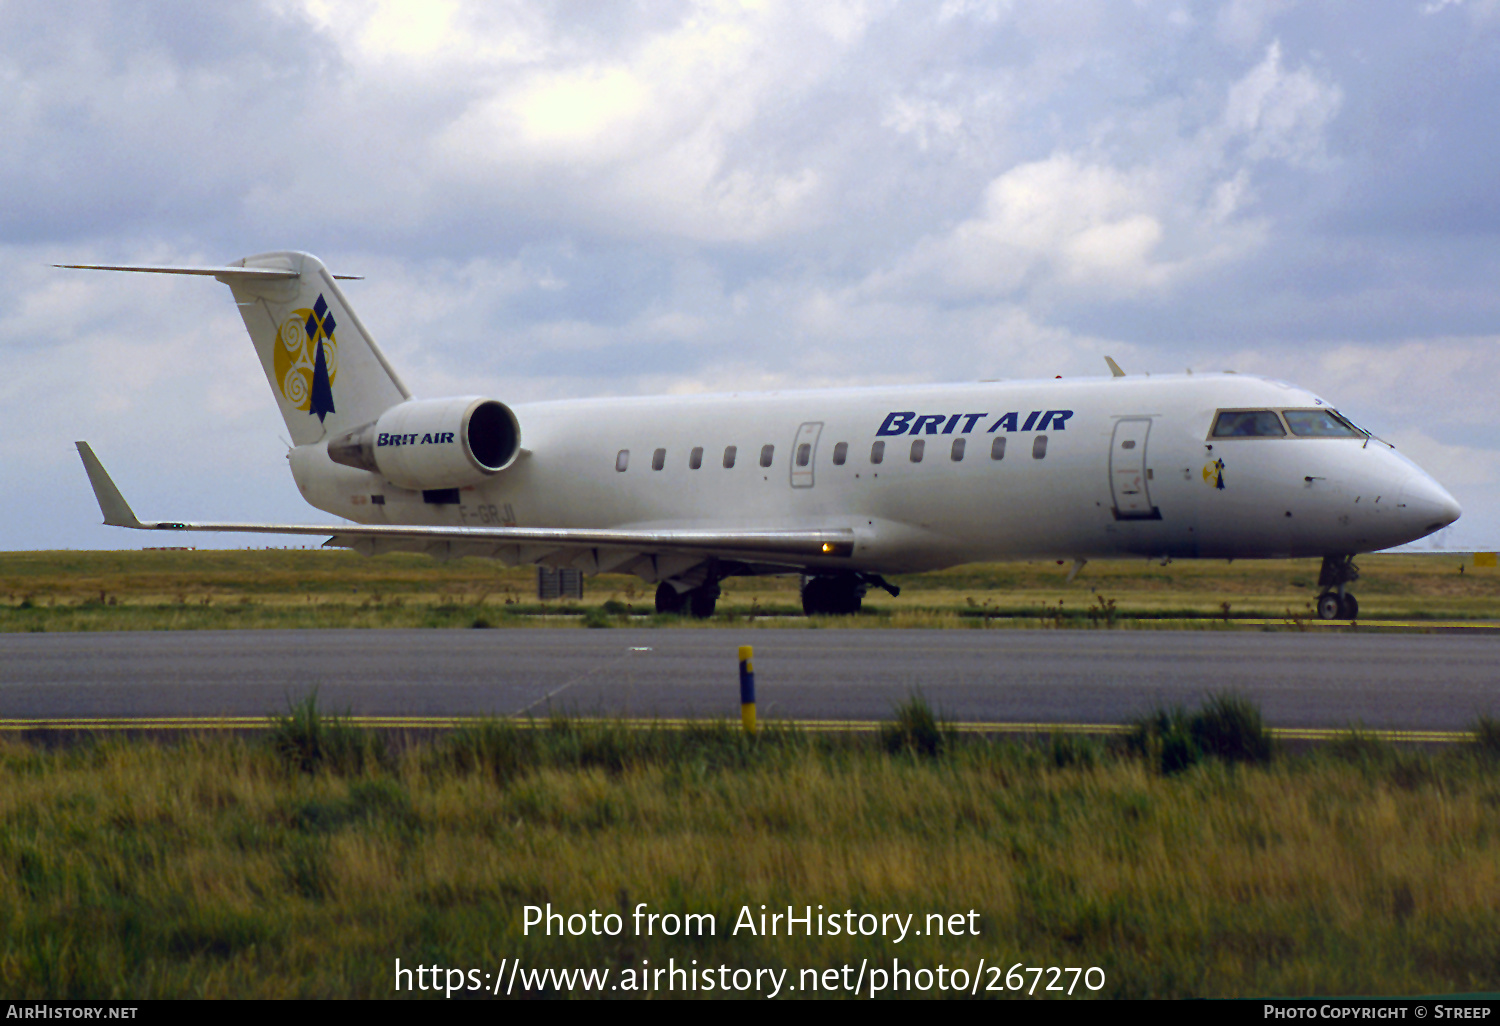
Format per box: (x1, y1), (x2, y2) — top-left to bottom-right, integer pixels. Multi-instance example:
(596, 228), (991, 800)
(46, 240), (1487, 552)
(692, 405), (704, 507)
(738, 645), (756, 734)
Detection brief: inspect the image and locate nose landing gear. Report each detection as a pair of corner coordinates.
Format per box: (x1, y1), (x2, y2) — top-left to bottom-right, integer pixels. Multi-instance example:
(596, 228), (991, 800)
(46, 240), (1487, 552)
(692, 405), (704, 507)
(1315, 554), (1360, 620)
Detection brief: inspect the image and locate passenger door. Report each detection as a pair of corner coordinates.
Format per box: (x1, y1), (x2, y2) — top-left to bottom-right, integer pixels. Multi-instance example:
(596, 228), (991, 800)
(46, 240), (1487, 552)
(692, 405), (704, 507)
(791, 421), (822, 488)
(1110, 418), (1160, 519)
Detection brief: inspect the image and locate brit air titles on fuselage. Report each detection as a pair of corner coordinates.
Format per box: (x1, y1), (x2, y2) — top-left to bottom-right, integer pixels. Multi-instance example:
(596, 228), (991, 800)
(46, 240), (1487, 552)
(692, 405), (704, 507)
(876, 410), (1074, 436)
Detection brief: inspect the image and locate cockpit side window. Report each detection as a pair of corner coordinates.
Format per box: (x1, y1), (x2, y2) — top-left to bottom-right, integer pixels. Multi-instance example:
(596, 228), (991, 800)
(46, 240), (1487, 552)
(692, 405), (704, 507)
(1211, 410), (1286, 438)
(1282, 409), (1364, 438)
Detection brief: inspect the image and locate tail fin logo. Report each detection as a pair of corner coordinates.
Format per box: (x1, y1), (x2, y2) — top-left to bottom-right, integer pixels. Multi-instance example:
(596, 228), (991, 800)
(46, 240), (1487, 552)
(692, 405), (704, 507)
(273, 294), (338, 422)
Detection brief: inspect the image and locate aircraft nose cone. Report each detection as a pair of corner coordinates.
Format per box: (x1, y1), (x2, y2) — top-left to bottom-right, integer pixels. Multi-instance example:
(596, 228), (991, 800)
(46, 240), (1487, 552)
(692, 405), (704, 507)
(1399, 475), (1462, 534)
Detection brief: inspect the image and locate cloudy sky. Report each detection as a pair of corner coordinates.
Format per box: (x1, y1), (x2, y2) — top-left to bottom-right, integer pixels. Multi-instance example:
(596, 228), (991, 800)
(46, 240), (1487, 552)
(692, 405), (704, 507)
(2, 0), (1497, 551)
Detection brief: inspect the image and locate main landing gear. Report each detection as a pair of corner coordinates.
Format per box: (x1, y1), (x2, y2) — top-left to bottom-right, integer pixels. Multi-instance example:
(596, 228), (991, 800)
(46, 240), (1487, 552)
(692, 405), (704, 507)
(800, 573), (900, 616)
(655, 580), (720, 619)
(1315, 554), (1360, 620)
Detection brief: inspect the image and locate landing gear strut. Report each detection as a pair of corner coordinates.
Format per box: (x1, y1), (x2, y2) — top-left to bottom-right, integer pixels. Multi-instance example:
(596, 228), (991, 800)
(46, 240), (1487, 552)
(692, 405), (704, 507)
(1315, 554), (1360, 620)
(654, 580), (720, 619)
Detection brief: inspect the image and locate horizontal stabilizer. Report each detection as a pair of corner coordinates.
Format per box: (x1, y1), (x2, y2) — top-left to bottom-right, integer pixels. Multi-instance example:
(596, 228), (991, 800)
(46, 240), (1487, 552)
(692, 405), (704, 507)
(55, 263), (362, 281)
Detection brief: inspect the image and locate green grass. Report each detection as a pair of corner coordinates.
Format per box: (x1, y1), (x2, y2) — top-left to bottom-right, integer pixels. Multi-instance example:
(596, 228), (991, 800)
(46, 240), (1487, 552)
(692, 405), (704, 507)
(2, 698), (1500, 998)
(1, 549), (1498, 631)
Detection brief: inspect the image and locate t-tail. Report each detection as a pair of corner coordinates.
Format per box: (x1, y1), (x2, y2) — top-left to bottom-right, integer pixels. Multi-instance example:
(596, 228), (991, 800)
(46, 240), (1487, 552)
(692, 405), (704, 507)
(57, 251), (410, 445)
(59, 251), (522, 492)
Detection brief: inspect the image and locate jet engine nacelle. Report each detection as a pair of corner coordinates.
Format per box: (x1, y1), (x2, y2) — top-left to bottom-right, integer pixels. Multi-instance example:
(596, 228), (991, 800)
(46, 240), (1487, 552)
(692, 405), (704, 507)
(327, 396), (521, 490)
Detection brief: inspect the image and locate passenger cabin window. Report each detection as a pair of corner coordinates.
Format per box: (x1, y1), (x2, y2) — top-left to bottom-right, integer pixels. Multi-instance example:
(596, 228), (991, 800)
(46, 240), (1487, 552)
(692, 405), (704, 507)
(1282, 409), (1364, 438)
(723, 445), (737, 469)
(760, 444), (775, 468)
(652, 448), (666, 471)
(1032, 435), (1047, 459)
(1212, 410), (1286, 438)
(832, 441), (848, 466)
(910, 439), (925, 462)
(870, 441), (885, 465)
(689, 446), (703, 469)
(616, 449), (630, 472)
(990, 437), (1006, 461)
(950, 438), (965, 462)
(796, 443), (811, 467)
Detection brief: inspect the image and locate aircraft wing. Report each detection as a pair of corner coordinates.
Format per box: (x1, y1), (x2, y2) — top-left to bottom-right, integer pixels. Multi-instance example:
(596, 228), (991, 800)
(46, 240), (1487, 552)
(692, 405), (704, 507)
(76, 443), (854, 573)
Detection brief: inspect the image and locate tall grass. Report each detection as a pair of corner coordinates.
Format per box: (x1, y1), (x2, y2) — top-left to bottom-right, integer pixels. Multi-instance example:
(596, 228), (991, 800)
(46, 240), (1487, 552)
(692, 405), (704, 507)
(1473, 714), (1500, 757)
(268, 691), (389, 774)
(1, 701), (1498, 998)
(1128, 693), (1274, 775)
(879, 692), (948, 757)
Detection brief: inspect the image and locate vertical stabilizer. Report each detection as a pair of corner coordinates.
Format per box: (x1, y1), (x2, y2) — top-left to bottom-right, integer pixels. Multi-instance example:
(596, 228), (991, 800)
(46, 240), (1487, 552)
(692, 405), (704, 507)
(220, 251), (410, 445)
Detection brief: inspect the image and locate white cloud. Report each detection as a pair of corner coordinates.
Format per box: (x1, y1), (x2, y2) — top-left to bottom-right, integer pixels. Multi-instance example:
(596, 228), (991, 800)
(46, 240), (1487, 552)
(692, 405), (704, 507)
(1222, 40), (1342, 166)
(1215, 0), (1302, 49)
(1226, 337), (1500, 430)
(426, 1), (873, 241)
(1386, 428), (1500, 487)
(866, 39), (1340, 303)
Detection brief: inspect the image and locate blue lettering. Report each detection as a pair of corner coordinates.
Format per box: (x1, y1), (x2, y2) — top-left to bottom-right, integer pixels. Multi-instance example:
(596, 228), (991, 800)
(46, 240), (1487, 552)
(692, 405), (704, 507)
(877, 411), (915, 436)
(910, 414), (946, 435)
(441, 432), (455, 443)
(1021, 411), (1041, 432)
(987, 412), (1019, 433)
(420, 433), (432, 444)
(940, 414), (961, 435)
(959, 413), (986, 433)
(1038, 410), (1074, 431)
(377, 433), (389, 446)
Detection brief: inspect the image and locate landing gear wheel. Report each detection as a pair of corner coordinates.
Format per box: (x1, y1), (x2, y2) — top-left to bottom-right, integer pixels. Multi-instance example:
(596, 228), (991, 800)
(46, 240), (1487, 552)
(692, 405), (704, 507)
(687, 583), (719, 619)
(654, 582), (684, 615)
(1340, 594), (1359, 620)
(1316, 592), (1343, 621)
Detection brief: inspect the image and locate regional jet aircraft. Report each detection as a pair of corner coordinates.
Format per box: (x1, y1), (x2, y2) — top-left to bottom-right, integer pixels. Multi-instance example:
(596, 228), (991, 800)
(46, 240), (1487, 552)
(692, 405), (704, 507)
(65, 251), (1461, 619)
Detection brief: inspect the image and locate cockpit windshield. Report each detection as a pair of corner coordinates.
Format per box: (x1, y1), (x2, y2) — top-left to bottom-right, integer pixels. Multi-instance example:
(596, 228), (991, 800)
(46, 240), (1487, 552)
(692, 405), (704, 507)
(1211, 410), (1286, 438)
(1282, 409), (1365, 438)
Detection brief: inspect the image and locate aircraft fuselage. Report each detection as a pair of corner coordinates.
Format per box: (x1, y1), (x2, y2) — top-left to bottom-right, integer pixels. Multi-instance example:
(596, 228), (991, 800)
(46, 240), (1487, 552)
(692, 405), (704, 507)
(290, 372), (1460, 575)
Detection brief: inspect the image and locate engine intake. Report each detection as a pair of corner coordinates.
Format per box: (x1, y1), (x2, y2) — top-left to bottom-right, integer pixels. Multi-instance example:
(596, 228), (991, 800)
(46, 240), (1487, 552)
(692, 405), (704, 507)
(328, 397), (520, 490)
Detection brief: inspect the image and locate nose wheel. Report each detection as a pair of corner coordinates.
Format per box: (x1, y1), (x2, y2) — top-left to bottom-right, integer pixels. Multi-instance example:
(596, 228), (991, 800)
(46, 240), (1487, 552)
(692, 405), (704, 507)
(1315, 554), (1360, 620)
(1315, 591), (1358, 620)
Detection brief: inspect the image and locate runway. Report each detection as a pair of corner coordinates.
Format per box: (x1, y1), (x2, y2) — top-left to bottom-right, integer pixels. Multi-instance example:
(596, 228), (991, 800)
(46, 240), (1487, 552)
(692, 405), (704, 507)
(1, 628), (1497, 733)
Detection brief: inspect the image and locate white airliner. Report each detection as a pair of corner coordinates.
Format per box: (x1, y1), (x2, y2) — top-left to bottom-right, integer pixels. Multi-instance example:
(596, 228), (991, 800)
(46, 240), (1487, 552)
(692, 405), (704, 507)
(66, 250), (1460, 620)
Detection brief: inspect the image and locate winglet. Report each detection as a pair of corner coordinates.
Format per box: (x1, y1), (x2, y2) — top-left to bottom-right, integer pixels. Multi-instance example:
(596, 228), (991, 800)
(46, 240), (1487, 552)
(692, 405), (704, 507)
(1104, 356), (1126, 378)
(75, 442), (144, 529)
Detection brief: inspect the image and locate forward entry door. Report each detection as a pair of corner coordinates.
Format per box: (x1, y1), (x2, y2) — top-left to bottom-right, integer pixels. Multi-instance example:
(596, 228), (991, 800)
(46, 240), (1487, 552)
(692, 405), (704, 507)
(791, 421), (823, 488)
(1110, 418), (1160, 519)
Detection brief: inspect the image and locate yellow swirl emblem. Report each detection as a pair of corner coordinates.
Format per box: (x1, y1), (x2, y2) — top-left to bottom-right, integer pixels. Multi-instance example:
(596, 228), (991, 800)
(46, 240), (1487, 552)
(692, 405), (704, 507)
(272, 308), (338, 411)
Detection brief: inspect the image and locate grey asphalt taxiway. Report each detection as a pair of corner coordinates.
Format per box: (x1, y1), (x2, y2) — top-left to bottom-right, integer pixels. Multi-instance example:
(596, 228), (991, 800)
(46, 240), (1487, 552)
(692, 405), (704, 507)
(1, 628), (1497, 731)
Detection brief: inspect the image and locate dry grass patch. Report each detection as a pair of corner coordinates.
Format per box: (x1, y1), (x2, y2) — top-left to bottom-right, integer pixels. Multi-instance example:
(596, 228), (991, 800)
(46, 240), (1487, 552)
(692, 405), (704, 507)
(2, 701), (1500, 997)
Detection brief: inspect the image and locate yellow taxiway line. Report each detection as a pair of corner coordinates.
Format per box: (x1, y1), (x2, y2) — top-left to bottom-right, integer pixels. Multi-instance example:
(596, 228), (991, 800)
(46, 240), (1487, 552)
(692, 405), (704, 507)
(0, 716), (1472, 744)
